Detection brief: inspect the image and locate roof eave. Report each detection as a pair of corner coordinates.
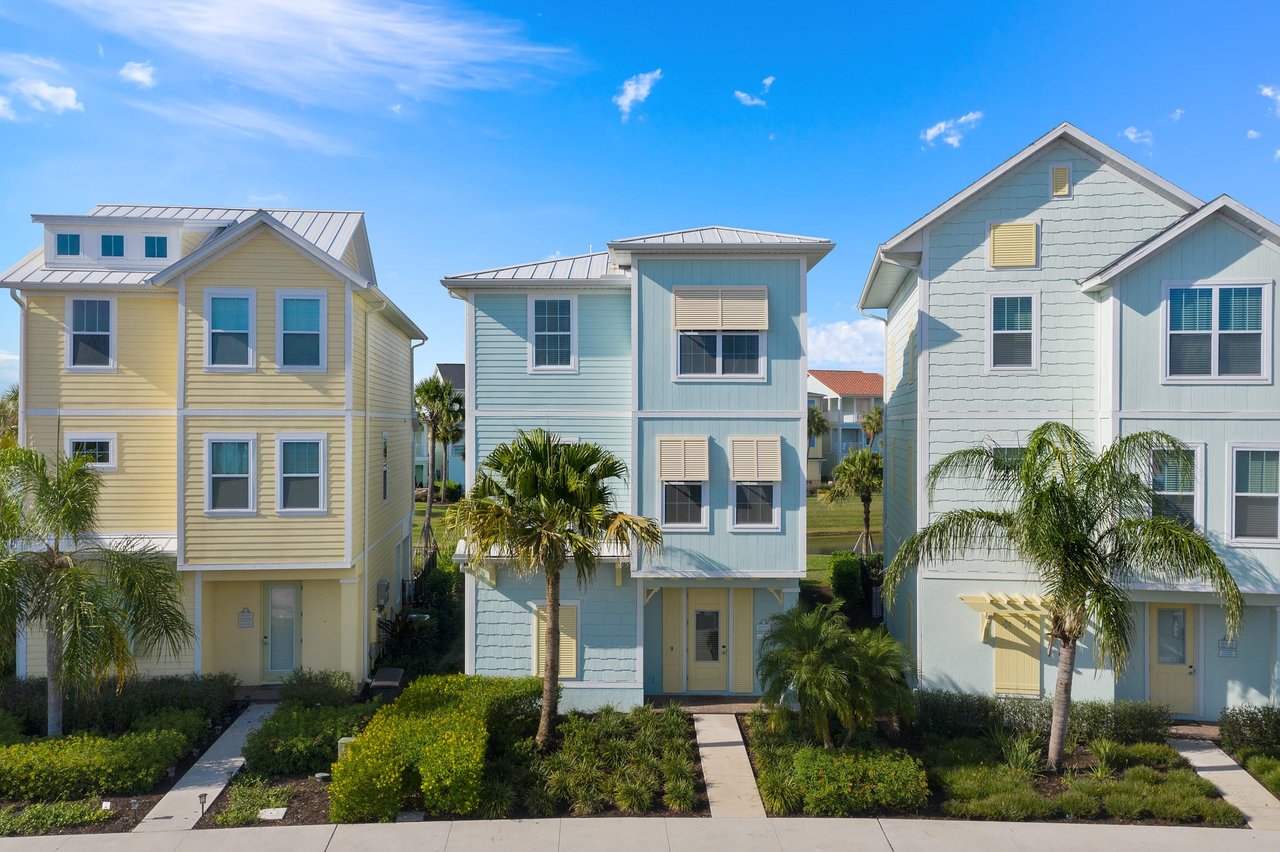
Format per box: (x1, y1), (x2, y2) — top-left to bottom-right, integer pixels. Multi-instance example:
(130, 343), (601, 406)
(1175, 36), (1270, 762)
(441, 276), (631, 293)
(605, 240), (835, 269)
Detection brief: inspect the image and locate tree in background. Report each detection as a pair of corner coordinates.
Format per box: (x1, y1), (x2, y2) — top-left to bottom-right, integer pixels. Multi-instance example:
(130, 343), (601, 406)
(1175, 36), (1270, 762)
(807, 404), (831, 451)
(413, 375), (463, 524)
(861, 405), (883, 451)
(821, 448), (883, 555)
(0, 385), (17, 450)
(440, 416), (464, 498)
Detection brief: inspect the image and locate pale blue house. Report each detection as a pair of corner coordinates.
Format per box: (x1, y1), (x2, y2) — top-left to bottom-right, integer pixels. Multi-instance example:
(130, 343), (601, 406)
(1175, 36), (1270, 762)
(443, 227), (834, 709)
(862, 122), (1280, 718)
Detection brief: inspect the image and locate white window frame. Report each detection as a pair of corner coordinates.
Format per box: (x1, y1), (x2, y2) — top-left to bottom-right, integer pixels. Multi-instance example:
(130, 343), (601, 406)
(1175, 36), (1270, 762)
(1149, 442), (1204, 530)
(205, 287), (257, 372)
(729, 480), (781, 532)
(99, 233), (126, 259)
(64, 295), (118, 374)
(673, 330), (767, 382)
(527, 293), (578, 374)
(54, 232), (81, 257)
(985, 219), (1041, 271)
(275, 289), (328, 373)
(1227, 442), (1280, 548)
(1161, 280), (1273, 385)
(65, 432), (117, 472)
(530, 598), (580, 679)
(985, 290), (1040, 373)
(205, 433), (257, 516)
(275, 433), (327, 515)
(660, 479), (709, 531)
(1048, 162), (1073, 200)
(143, 234), (169, 259)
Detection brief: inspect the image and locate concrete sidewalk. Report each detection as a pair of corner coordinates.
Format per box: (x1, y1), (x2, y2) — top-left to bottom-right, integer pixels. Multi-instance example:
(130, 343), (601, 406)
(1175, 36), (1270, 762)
(1170, 738), (1280, 831)
(691, 714), (765, 818)
(0, 818), (1271, 852)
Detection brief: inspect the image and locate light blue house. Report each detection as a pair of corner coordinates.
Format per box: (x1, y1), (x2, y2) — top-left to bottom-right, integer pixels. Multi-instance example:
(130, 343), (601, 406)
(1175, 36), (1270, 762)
(443, 227), (834, 709)
(861, 122), (1280, 718)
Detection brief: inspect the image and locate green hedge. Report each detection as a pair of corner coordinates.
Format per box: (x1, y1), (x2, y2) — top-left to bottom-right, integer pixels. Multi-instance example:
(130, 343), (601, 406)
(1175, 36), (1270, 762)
(1220, 705), (1280, 756)
(791, 747), (928, 816)
(328, 675), (541, 822)
(131, 708), (210, 751)
(0, 711), (23, 746)
(0, 674), (238, 737)
(279, 669), (357, 707)
(829, 552), (864, 608)
(0, 799), (115, 836)
(914, 690), (1170, 745)
(0, 730), (188, 800)
(243, 703), (375, 777)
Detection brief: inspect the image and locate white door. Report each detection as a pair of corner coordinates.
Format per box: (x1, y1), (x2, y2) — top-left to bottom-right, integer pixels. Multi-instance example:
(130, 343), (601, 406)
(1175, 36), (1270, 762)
(263, 583), (301, 681)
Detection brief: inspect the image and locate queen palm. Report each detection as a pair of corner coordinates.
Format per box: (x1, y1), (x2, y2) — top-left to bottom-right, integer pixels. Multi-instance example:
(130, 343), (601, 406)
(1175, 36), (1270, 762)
(820, 448), (883, 555)
(0, 448), (193, 735)
(884, 422), (1243, 771)
(414, 375), (463, 519)
(446, 429), (662, 745)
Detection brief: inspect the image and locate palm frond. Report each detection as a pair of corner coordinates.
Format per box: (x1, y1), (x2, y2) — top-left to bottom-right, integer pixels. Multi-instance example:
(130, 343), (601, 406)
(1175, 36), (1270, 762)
(883, 509), (1013, 611)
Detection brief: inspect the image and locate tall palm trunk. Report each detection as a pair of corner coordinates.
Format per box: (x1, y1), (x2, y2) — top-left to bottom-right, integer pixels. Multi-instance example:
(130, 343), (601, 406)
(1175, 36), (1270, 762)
(441, 442), (450, 501)
(46, 628), (63, 736)
(861, 495), (873, 556)
(424, 426), (436, 527)
(1046, 638), (1077, 771)
(537, 566), (561, 746)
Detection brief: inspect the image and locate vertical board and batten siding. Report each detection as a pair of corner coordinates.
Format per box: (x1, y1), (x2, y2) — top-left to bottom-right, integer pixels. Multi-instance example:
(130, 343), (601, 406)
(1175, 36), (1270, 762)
(473, 416), (632, 507)
(471, 291), (631, 411)
(1116, 216), (1280, 413)
(183, 232), (347, 409)
(24, 293), (178, 409)
(925, 141), (1182, 414)
(637, 258), (804, 412)
(636, 417), (803, 577)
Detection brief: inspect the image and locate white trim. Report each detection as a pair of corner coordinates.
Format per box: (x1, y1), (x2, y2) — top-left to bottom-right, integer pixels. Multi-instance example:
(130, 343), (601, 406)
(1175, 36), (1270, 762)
(985, 219), (1042, 272)
(986, 290), (1041, 373)
(464, 571), (477, 674)
(659, 479), (709, 532)
(178, 560), (351, 571)
(1150, 441), (1205, 530)
(64, 432), (117, 472)
(673, 330), (767, 381)
(729, 480), (781, 532)
(177, 276), (187, 566)
(1048, 162), (1073, 200)
(634, 578), (644, 685)
(204, 432), (257, 516)
(1161, 280), (1273, 385)
(274, 288), (328, 373)
(14, 289), (26, 450)
(275, 432), (328, 514)
(527, 292), (579, 373)
(798, 256), (809, 574)
(15, 623), (26, 678)
(1119, 410), (1280, 420)
(465, 294), (477, 489)
(192, 571), (203, 675)
(204, 287), (257, 372)
(64, 294), (118, 373)
(1227, 442), (1280, 547)
(561, 681), (644, 690)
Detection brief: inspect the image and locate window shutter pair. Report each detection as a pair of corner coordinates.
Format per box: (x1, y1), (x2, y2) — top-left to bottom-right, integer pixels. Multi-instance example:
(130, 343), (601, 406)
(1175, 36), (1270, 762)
(658, 437), (709, 481)
(729, 437), (782, 481)
(989, 222), (1038, 268)
(673, 287), (768, 330)
(533, 605), (578, 679)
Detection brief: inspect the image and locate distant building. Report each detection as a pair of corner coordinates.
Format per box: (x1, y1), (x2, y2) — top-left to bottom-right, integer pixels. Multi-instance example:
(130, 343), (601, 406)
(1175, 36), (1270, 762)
(414, 362), (465, 488)
(806, 369), (884, 482)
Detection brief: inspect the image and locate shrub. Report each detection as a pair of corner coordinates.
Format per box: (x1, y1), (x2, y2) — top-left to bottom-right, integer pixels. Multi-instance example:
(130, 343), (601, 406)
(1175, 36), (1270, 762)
(432, 480), (463, 502)
(0, 799), (115, 836)
(912, 691), (1170, 746)
(1114, 742), (1185, 771)
(830, 551), (864, 608)
(791, 747), (929, 816)
(663, 777), (698, 813)
(1089, 738), (1122, 777)
(0, 711), (24, 746)
(1244, 753), (1280, 796)
(1197, 797), (1247, 826)
(0, 674), (239, 737)
(243, 703), (375, 777)
(920, 735), (1001, 768)
(1121, 765), (1162, 786)
(996, 730), (1041, 774)
(279, 669), (357, 707)
(943, 789), (1057, 821)
(1220, 705), (1280, 756)
(1101, 788), (1150, 820)
(932, 764), (1030, 801)
(1055, 789), (1102, 820)
(215, 775), (291, 827)
(756, 767), (804, 815)
(0, 730), (188, 800)
(131, 708), (210, 750)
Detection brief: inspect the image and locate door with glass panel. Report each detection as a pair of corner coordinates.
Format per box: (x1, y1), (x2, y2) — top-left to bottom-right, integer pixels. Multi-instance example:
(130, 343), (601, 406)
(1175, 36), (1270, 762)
(262, 583), (302, 682)
(1148, 604), (1195, 715)
(686, 588), (728, 692)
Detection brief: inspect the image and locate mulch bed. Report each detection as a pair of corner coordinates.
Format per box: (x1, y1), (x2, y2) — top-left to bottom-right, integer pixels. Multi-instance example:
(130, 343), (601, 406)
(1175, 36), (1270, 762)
(194, 775), (333, 829)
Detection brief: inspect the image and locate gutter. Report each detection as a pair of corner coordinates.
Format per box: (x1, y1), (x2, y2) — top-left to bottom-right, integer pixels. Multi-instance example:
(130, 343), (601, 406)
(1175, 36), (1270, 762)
(363, 293), (388, 681)
(9, 288), (26, 678)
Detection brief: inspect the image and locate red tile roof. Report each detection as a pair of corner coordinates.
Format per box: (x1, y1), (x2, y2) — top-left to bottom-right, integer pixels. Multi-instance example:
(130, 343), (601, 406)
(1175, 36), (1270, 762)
(808, 369), (884, 397)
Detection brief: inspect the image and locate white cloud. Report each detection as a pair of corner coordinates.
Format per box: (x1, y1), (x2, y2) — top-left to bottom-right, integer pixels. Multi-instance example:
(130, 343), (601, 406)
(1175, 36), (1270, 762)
(0, 96), (13, 121)
(1169, 108), (1184, 122)
(1121, 126), (1154, 145)
(389, 103), (402, 114)
(0, 351), (17, 385)
(0, 54), (62, 76)
(47, 0), (568, 107)
(1274, 149), (1280, 163)
(1248, 129), (1262, 139)
(1262, 84), (1280, 115)
(807, 318), (885, 372)
(118, 60), (155, 88)
(131, 100), (347, 155)
(612, 68), (661, 122)
(920, 111), (983, 148)
(11, 78), (82, 113)
(733, 90), (765, 107)
(761, 75), (775, 93)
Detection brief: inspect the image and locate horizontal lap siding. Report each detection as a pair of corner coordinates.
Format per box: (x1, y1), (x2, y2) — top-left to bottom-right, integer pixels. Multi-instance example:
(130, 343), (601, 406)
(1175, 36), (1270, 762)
(473, 416), (631, 508)
(360, 303), (412, 415)
(25, 293), (178, 409)
(884, 278), (918, 565)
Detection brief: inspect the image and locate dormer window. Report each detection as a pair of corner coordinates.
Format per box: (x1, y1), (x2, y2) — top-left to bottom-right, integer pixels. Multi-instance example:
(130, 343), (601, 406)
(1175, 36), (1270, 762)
(145, 236), (168, 259)
(56, 233), (80, 256)
(101, 234), (125, 258)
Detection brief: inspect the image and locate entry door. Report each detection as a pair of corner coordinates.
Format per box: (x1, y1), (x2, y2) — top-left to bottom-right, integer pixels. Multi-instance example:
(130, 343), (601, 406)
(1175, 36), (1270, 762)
(1148, 604), (1196, 714)
(687, 588), (728, 692)
(263, 583), (302, 682)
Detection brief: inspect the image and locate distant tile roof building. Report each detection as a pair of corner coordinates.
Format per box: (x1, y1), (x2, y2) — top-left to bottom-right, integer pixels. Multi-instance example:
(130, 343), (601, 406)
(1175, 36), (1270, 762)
(808, 369), (884, 397)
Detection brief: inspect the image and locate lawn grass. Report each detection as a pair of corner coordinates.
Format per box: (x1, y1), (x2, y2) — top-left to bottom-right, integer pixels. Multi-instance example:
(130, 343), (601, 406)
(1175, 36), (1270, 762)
(807, 491), (882, 537)
(412, 502), (461, 562)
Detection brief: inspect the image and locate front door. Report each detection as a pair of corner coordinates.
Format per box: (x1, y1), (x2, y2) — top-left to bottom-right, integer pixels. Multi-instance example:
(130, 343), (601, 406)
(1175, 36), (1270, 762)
(687, 588), (728, 692)
(263, 583), (302, 682)
(1148, 604), (1196, 715)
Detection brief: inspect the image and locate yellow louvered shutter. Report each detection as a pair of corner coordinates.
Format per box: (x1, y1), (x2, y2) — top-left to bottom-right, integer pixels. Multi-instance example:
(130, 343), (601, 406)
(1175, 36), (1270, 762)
(534, 604), (578, 679)
(657, 437), (709, 481)
(720, 287), (769, 330)
(989, 221), (1038, 268)
(662, 588), (683, 693)
(1051, 166), (1071, 198)
(731, 588), (754, 693)
(992, 615), (1041, 696)
(673, 287), (722, 330)
(730, 437), (782, 481)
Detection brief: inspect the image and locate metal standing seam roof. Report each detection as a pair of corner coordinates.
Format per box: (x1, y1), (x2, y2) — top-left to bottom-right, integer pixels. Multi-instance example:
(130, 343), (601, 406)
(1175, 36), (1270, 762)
(610, 225), (831, 245)
(435, 362), (465, 390)
(443, 251), (617, 281)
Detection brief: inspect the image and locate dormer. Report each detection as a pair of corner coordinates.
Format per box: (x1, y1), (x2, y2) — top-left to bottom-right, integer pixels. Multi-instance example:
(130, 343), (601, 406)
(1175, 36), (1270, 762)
(33, 215), (231, 272)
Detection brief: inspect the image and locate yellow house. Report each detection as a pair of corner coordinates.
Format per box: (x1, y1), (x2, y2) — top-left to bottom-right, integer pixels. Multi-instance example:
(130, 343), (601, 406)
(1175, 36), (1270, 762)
(2, 206), (426, 686)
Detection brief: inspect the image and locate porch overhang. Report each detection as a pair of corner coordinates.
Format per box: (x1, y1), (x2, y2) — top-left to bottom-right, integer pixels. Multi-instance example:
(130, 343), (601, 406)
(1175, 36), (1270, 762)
(959, 593), (1054, 641)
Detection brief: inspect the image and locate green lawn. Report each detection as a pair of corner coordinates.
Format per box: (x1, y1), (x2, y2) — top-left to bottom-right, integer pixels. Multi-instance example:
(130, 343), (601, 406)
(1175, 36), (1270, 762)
(805, 492), (882, 592)
(413, 502), (461, 562)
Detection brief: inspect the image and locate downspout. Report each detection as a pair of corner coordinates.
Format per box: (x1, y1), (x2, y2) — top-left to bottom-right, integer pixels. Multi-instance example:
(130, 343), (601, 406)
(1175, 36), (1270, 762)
(407, 337), (425, 605)
(9, 289), (26, 678)
(363, 288), (388, 682)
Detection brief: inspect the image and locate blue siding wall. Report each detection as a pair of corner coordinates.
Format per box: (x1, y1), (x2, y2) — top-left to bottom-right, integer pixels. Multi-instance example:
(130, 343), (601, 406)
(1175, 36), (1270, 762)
(473, 415), (631, 507)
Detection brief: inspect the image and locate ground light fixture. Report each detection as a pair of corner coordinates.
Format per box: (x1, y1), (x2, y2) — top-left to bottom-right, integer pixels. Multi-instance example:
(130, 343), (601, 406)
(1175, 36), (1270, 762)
(130, 798), (139, 819)
(199, 793), (207, 815)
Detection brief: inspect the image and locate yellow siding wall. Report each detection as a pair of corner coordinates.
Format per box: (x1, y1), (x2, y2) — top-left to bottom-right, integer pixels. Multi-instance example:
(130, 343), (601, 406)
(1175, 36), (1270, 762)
(182, 416), (346, 564)
(361, 304), (413, 415)
(24, 293), (178, 410)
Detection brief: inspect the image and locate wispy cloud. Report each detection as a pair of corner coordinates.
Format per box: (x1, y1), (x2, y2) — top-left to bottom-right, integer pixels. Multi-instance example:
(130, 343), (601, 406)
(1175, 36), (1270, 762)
(613, 68), (661, 122)
(733, 90), (765, 107)
(921, 111), (983, 148)
(1121, 126), (1154, 146)
(47, 0), (569, 107)
(1262, 84), (1280, 115)
(131, 100), (348, 155)
(1169, 108), (1184, 122)
(247, 192), (287, 205)
(0, 53), (81, 119)
(762, 75), (775, 93)
(0, 96), (13, 121)
(118, 60), (155, 88)
(808, 319), (884, 372)
(1274, 149), (1280, 163)
(0, 350), (17, 385)
(11, 78), (82, 113)
(0, 53), (62, 77)
(1248, 129), (1262, 140)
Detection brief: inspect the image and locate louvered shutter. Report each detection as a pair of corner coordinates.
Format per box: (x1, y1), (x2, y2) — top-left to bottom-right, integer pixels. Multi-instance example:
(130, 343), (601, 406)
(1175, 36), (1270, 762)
(1051, 166), (1071, 197)
(534, 605), (578, 679)
(992, 615), (1041, 696)
(658, 437), (709, 481)
(673, 288), (722, 330)
(729, 437), (782, 481)
(989, 222), (1038, 268)
(720, 287), (769, 330)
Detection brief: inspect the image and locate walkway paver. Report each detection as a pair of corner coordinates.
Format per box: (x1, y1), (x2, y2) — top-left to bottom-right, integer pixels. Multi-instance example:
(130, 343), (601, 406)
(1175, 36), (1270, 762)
(134, 703), (277, 833)
(692, 713), (766, 819)
(1170, 738), (1280, 831)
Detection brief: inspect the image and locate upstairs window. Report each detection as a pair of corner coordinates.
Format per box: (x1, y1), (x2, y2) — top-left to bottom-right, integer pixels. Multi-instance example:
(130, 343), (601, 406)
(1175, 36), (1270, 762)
(729, 437), (782, 530)
(658, 436), (709, 530)
(101, 234), (125, 258)
(1233, 448), (1279, 541)
(66, 433), (116, 471)
(1152, 448), (1197, 528)
(144, 236), (168, 258)
(673, 286), (768, 380)
(1166, 284), (1268, 381)
(278, 292), (325, 369)
(677, 331), (764, 378)
(529, 296), (575, 370)
(207, 290), (254, 369)
(208, 437), (254, 513)
(988, 221), (1038, 268)
(56, 233), (80, 256)
(989, 293), (1038, 371)
(279, 437), (323, 512)
(733, 482), (776, 528)
(663, 482), (705, 527)
(68, 298), (113, 369)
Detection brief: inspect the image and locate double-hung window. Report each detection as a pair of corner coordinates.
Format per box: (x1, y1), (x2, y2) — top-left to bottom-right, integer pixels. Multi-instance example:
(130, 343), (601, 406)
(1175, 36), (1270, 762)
(67, 297), (113, 370)
(144, 236), (168, 258)
(278, 436), (324, 512)
(1166, 283), (1269, 381)
(529, 296), (575, 371)
(208, 436), (255, 513)
(1232, 447), (1279, 542)
(729, 437), (782, 530)
(673, 287), (768, 380)
(277, 291), (325, 370)
(1151, 447), (1198, 528)
(66, 433), (116, 471)
(56, 233), (80, 256)
(101, 234), (125, 258)
(989, 293), (1037, 371)
(676, 332), (764, 377)
(658, 437), (709, 530)
(207, 290), (254, 369)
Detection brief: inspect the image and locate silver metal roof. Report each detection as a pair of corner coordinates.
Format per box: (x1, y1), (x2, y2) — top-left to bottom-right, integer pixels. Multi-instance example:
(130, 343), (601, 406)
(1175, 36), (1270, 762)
(611, 225), (830, 245)
(444, 251), (618, 281)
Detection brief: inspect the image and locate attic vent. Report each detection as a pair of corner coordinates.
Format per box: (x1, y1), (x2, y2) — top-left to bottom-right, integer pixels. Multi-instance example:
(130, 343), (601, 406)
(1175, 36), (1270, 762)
(989, 222), (1038, 268)
(1051, 166), (1071, 198)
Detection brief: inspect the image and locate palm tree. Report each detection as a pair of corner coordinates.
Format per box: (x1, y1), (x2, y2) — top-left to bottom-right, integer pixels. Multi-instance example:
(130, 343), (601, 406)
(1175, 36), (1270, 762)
(0, 385), (17, 450)
(446, 429), (662, 745)
(861, 405), (883, 451)
(820, 448), (883, 555)
(414, 375), (463, 522)
(440, 417), (464, 500)
(757, 600), (912, 748)
(807, 405), (831, 450)
(0, 448), (193, 735)
(884, 422), (1243, 771)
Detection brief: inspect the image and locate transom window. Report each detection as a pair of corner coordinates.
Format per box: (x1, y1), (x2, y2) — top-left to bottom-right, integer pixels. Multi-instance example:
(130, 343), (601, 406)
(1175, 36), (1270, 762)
(733, 482), (776, 528)
(144, 236), (168, 258)
(990, 294), (1036, 370)
(209, 439), (253, 512)
(531, 297), (574, 369)
(1151, 448), (1196, 527)
(101, 234), (124, 258)
(69, 298), (112, 369)
(208, 292), (254, 368)
(662, 482), (704, 528)
(56, 233), (80, 256)
(1233, 448), (1279, 541)
(1167, 284), (1267, 380)
(279, 294), (324, 369)
(677, 331), (764, 378)
(279, 439), (322, 511)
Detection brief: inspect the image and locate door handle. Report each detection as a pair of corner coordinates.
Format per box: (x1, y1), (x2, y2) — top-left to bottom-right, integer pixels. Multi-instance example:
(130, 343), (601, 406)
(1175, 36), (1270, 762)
(1188, 665), (1196, 675)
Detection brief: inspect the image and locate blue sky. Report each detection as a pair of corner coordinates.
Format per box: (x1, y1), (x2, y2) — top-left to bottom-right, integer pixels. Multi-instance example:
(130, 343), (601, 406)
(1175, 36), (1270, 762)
(2, 0), (1280, 387)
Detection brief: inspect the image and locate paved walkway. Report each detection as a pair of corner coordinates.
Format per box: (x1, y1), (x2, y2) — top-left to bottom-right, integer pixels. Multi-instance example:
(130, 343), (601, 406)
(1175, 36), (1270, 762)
(135, 704), (277, 833)
(1170, 738), (1280, 831)
(0, 818), (1274, 851)
(691, 714), (765, 818)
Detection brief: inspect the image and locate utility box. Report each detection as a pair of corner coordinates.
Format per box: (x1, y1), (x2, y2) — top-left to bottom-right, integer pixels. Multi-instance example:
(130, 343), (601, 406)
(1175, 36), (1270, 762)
(369, 667), (405, 703)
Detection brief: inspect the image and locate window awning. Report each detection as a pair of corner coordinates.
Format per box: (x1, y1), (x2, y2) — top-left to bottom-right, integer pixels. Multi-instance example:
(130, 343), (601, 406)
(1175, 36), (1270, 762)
(959, 593), (1054, 640)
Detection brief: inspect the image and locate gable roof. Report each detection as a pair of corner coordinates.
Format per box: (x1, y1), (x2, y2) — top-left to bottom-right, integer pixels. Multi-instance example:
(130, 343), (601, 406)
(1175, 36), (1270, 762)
(610, 225), (830, 246)
(435, 363), (465, 390)
(444, 251), (619, 282)
(809, 369), (884, 397)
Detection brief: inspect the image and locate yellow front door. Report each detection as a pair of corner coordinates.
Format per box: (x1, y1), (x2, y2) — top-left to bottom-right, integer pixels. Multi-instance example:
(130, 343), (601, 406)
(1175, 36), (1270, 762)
(1148, 604), (1196, 715)
(687, 588), (728, 692)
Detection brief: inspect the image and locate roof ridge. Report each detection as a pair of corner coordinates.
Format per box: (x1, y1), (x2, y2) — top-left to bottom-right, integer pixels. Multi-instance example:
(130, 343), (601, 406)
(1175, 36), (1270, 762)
(89, 204), (365, 214)
(615, 224), (829, 242)
(443, 249), (610, 279)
